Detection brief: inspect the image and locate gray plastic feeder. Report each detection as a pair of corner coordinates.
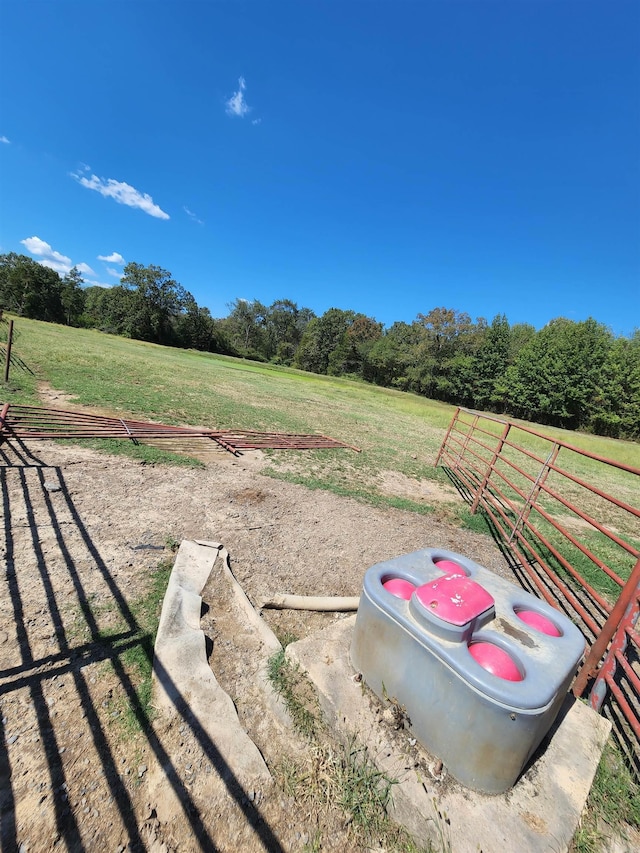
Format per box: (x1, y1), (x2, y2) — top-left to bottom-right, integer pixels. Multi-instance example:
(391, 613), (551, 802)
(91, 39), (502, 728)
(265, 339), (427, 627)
(350, 548), (585, 794)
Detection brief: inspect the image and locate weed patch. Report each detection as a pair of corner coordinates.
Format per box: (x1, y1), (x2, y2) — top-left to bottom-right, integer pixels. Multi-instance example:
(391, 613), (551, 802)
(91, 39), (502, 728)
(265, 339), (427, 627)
(572, 738), (640, 852)
(267, 649), (321, 740)
(267, 649), (430, 851)
(86, 556), (174, 739)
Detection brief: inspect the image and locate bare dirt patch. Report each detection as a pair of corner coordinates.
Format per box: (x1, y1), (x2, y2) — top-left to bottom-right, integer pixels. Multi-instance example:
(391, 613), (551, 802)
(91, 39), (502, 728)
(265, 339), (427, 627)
(378, 470), (458, 505)
(0, 433), (514, 852)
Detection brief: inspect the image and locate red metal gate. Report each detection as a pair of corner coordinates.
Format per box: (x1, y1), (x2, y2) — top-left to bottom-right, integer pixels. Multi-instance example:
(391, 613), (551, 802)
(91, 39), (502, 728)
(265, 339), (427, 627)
(436, 408), (640, 765)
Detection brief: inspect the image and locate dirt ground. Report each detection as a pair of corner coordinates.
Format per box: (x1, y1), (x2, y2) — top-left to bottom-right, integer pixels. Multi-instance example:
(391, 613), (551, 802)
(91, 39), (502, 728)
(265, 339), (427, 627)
(0, 420), (516, 852)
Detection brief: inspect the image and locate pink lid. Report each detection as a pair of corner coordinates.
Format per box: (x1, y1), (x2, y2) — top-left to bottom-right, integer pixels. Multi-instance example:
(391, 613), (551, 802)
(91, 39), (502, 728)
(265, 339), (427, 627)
(516, 609), (562, 637)
(414, 575), (494, 626)
(383, 578), (416, 600)
(434, 558), (468, 576)
(469, 642), (523, 681)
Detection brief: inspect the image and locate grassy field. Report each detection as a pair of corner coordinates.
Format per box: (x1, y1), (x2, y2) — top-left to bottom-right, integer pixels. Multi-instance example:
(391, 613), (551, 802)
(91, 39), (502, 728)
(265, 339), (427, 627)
(2, 317), (469, 510)
(3, 316), (639, 513)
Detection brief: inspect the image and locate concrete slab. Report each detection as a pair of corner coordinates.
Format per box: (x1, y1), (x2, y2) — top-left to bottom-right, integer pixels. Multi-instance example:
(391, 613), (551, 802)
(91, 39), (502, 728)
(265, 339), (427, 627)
(287, 616), (611, 853)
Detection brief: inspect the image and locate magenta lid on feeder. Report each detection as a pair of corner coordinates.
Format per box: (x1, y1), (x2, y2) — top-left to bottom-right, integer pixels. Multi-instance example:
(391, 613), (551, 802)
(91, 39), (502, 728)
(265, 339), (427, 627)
(469, 642), (523, 682)
(414, 575), (495, 626)
(516, 609), (562, 637)
(383, 578), (416, 600)
(434, 558), (468, 576)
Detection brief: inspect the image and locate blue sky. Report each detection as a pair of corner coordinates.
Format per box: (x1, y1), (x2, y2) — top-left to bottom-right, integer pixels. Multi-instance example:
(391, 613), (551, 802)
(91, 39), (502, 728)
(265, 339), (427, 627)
(1, 0), (638, 335)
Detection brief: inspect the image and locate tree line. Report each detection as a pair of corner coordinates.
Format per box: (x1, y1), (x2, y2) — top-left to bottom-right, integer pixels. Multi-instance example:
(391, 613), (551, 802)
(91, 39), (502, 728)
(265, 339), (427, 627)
(1, 252), (638, 440)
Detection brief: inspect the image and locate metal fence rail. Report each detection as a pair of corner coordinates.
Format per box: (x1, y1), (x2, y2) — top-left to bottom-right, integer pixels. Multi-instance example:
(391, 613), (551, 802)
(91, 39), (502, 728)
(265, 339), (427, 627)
(0, 403), (360, 456)
(436, 407), (640, 767)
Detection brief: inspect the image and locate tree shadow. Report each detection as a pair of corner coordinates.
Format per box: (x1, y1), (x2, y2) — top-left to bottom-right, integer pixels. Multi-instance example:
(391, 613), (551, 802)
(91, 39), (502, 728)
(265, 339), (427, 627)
(0, 439), (285, 852)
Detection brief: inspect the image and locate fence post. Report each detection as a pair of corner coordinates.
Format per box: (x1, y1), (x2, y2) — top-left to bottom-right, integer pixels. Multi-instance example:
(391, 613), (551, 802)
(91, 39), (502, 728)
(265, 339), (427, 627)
(508, 443), (560, 544)
(435, 407), (460, 467)
(454, 411), (479, 471)
(470, 421), (511, 514)
(3, 319), (14, 383)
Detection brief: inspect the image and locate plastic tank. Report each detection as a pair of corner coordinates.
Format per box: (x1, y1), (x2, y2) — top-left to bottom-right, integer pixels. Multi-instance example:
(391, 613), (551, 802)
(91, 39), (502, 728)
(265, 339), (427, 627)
(350, 548), (585, 794)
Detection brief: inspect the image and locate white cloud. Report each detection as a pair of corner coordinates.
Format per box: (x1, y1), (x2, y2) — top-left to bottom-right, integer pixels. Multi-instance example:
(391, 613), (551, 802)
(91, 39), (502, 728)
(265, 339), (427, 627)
(226, 76), (251, 117)
(20, 236), (97, 279)
(21, 236), (73, 275)
(183, 205), (204, 225)
(72, 170), (170, 219)
(0, 136), (10, 144)
(107, 268), (122, 279)
(251, 118), (262, 126)
(98, 251), (125, 264)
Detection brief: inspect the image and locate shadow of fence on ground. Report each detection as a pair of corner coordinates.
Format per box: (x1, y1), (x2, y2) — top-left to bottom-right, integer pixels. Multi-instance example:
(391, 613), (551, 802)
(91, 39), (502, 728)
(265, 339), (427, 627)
(0, 438), (284, 852)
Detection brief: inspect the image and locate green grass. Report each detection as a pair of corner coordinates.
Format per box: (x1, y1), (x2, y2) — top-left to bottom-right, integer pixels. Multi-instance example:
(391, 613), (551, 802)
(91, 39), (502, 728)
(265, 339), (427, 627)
(95, 556), (174, 736)
(267, 649), (429, 851)
(572, 738), (640, 852)
(267, 648), (323, 740)
(4, 315), (636, 519)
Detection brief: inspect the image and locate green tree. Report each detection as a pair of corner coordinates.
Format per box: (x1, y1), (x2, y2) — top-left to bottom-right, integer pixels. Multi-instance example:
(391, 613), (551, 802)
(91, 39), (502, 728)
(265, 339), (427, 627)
(0, 252), (65, 322)
(505, 318), (613, 430)
(174, 298), (218, 352)
(120, 262), (190, 344)
(60, 266), (86, 326)
(367, 321), (431, 392)
(81, 285), (134, 334)
(263, 299), (314, 364)
(509, 322), (536, 361)
(295, 308), (356, 374)
(590, 330), (640, 438)
(221, 298), (268, 358)
(415, 308), (485, 402)
(473, 314), (511, 411)
(327, 314), (383, 377)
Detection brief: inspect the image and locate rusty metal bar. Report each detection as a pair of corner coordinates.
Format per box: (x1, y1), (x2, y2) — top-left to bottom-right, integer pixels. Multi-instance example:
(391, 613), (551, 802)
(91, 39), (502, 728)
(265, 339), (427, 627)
(474, 459), (624, 613)
(454, 413), (480, 472)
(468, 442), (639, 560)
(573, 558), (640, 698)
(470, 422), (511, 513)
(0, 401), (10, 442)
(3, 320), (13, 383)
(482, 495), (605, 637)
(479, 455), (633, 586)
(456, 421), (639, 521)
(0, 403), (359, 455)
(438, 407), (640, 757)
(119, 418), (139, 445)
(447, 411), (640, 520)
(522, 497), (630, 587)
(456, 446), (614, 631)
(480, 483), (611, 627)
(210, 435), (240, 455)
(515, 442), (561, 537)
(600, 676), (640, 741)
(601, 644), (640, 712)
(456, 408), (640, 476)
(434, 407), (459, 467)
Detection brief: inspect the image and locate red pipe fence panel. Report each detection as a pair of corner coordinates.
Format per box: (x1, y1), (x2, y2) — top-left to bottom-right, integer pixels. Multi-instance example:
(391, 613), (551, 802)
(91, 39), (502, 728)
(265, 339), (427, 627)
(436, 407), (640, 767)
